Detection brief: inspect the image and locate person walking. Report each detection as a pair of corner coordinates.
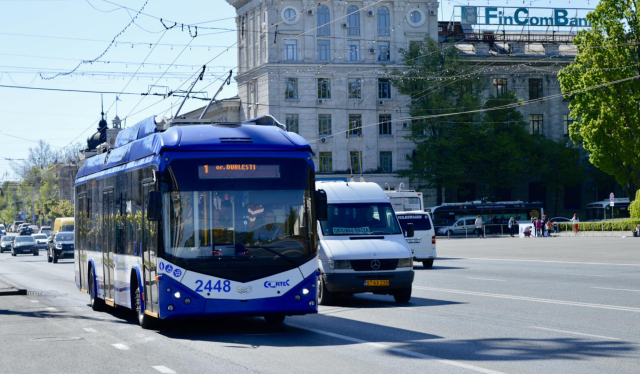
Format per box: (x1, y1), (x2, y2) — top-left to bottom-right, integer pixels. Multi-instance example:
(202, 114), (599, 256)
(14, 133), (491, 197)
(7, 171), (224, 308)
(508, 217), (516, 237)
(571, 213), (580, 235)
(530, 217), (537, 237)
(541, 215), (549, 237)
(475, 215), (484, 239)
(535, 218), (542, 238)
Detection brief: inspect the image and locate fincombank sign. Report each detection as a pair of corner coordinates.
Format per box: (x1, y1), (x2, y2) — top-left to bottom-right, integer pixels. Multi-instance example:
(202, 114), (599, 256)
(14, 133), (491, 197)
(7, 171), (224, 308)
(459, 6), (592, 27)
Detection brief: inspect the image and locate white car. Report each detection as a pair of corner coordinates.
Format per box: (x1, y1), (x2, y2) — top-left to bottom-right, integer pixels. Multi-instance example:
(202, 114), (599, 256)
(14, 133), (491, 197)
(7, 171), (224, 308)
(316, 181), (415, 305)
(32, 234), (49, 250)
(396, 212), (437, 269)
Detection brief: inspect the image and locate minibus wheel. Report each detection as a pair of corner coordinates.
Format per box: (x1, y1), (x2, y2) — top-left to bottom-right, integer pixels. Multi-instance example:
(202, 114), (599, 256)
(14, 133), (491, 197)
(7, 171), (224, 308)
(318, 275), (335, 306)
(422, 259), (434, 269)
(393, 287), (412, 304)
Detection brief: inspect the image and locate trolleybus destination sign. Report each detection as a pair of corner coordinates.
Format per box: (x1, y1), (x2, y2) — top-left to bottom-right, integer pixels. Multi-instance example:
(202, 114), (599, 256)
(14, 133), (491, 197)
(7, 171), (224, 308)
(458, 6), (592, 27)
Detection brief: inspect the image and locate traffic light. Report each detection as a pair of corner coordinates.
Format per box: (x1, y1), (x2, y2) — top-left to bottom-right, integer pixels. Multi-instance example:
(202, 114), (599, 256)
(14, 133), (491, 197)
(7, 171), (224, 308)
(38, 208), (41, 214)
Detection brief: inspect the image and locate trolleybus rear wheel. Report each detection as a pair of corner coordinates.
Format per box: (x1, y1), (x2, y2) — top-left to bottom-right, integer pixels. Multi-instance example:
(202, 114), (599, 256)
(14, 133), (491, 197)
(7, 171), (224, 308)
(89, 268), (104, 311)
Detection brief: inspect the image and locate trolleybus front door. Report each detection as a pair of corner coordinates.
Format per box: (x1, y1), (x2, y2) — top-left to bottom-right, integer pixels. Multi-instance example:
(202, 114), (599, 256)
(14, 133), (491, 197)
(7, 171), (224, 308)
(142, 182), (159, 316)
(103, 190), (115, 303)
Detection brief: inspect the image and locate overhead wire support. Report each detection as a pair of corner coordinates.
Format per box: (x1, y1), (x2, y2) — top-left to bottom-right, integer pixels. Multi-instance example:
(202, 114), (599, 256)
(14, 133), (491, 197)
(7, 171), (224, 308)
(199, 70), (233, 119)
(174, 65), (206, 118)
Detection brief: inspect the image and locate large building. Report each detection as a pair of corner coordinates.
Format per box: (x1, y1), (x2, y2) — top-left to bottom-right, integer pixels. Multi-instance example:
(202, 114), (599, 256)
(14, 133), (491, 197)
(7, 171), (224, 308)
(226, 0), (441, 204)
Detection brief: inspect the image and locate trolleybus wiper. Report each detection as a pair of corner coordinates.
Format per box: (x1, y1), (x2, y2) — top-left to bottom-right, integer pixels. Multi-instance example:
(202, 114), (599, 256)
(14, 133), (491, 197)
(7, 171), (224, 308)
(247, 246), (297, 265)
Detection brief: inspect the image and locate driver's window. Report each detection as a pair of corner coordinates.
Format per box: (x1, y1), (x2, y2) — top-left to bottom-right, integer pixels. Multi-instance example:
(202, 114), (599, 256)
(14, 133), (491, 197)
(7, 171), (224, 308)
(456, 221), (465, 226)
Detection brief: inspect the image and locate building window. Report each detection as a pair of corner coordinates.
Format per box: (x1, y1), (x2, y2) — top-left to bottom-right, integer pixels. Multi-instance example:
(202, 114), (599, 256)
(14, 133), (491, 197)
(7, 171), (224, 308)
(349, 114), (362, 136)
(285, 78), (298, 100)
(348, 78), (361, 99)
(348, 40), (360, 61)
(261, 37), (267, 62)
(319, 114), (332, 136)
(286, 114), (299, 134)
(379, 114), (392, 136)
(377, 42), (390, 62)
(319, 152), (333, 172)
(284, 8), (296, 22)
(317, 40), (330, 62)
(317, 5), (330, 35)
(317, 78), (331, 99)
(347, 6), (360, 36)
(378, 79), (391, 99)
(377, 6), (390, 36)
(254, 43), (258, 65)
(409, 11), (421, 24)
(350, 151), (362, 173)
(379, 151), (392, 172)
(563, 114), (575, 137)
(529, 78), (543, 100)
(530, 114), (543, 134)
(493, 78), (507, 96)
(284, 40), (297, 61)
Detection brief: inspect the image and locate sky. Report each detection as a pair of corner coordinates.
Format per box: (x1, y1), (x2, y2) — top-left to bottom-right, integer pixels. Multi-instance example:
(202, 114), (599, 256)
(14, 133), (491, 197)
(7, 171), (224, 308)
(0, 0), (595, 181)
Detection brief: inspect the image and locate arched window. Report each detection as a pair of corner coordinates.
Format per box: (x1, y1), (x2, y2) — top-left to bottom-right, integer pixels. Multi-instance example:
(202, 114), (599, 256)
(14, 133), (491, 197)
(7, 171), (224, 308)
(317, 6), (330, 35)
(284, 8), (296, 22)
(347, 6), (360, 36)
(377, 6), (390, 36)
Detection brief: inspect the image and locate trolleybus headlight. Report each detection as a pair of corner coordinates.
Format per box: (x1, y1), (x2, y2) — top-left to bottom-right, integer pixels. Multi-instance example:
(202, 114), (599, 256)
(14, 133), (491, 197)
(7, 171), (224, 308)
(302, 288), (310, 295)
(309, 300), (315, 306)
(184, 298), (191, 305)
(295, 295), (301, 301)
(174, 292), (181, 299)
(167, 304), (174, 311)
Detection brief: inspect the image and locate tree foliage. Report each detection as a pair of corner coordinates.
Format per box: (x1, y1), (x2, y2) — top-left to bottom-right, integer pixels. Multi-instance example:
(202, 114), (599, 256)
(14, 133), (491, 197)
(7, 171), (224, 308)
(390, 38), (484, 200)
(558, 0), (640, 198)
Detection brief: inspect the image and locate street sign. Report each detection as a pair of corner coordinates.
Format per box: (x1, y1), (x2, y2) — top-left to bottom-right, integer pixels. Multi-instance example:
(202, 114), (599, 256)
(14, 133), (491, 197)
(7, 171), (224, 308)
(610, 192), (615, 207)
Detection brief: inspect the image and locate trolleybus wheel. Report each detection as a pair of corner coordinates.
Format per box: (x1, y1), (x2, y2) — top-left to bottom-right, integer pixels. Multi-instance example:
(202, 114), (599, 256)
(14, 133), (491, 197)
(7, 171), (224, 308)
(133, 280), (155, 330)
(89, 268), (104, 311)
(264, 315), (285, 324)
(393, 287), (412, 304)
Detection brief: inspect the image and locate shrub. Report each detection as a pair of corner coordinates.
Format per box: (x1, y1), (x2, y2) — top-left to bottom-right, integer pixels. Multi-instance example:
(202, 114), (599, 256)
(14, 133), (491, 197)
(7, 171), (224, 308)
(630, 190), (640, 219)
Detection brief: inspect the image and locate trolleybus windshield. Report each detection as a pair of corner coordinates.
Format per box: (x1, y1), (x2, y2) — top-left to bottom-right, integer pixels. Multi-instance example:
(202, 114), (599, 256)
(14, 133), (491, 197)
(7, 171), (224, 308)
(161, 157), (317, 274)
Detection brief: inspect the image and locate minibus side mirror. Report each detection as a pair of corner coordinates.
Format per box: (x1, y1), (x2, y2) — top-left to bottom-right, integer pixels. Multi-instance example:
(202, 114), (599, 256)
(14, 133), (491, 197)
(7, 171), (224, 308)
(405, 223), (414, 238)
(315, 189), (328, 221)
(147, 191), (162, 222)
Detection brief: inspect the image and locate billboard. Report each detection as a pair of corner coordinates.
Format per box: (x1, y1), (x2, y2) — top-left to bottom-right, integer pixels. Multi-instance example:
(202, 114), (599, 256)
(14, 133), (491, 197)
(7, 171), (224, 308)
(458, 6), (592, 27)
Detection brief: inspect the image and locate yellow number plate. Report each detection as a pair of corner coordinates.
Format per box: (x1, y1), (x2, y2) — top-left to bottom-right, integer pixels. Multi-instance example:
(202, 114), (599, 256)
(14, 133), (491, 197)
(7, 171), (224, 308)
(366, 280), (389, 286)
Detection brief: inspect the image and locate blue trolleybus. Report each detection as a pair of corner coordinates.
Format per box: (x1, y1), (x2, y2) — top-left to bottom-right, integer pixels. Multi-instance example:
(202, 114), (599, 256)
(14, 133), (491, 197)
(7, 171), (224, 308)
(74, 115), (322, 328)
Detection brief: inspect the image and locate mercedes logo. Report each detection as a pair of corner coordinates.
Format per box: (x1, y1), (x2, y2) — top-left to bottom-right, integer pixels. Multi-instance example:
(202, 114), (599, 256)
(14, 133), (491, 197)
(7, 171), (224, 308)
(370, 259), (381, 270)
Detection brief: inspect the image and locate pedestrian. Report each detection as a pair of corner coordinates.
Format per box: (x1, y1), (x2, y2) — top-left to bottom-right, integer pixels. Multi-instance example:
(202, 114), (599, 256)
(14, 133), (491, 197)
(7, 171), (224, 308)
(570, 213), (580, 235)
(541, 215), (549, 237)
(530, 216), (537, 237)
(508, 217), (516, 237)
(546, 219), (553, 237)
(475, 215), (484, 239)
(535, 218), (542, 238)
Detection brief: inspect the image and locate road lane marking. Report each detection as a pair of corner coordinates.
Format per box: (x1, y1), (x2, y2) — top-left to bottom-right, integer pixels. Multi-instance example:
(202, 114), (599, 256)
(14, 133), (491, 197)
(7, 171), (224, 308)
(112, 343), (129, 350)
(45, 307), (56, 311)
(592, 287), (640, 292)
(152, 366), (176, 373)
(451, 257), (640, 267)
(529, 326), (620, 341)
(83, 328), (97, 333)
(30, 300), (39, 303)
(466, 277), (505, 282)
(414, 286), (640, 313)
(288, 324), (508, 374)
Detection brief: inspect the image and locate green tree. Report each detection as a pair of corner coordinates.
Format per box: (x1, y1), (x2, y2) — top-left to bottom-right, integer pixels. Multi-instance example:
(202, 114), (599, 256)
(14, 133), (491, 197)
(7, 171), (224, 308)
(48, 200), (74, 221)
(477, 92), (535, 198)
(390, 38), (484, 203)
(558, 0), (640, 199)
(535, 137), (585, 217)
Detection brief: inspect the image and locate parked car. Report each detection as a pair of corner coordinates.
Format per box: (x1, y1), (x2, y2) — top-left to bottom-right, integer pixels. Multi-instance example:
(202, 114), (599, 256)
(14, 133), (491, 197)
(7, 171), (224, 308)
(1, 236), (16, 253)
(32, 234), (48, 250)
(39, 226), (52, 235)
(48, 231), (75, 263)
(436, 216), (479, 236)
(396, 211), (437, 269)
(12, 236), (38, 256)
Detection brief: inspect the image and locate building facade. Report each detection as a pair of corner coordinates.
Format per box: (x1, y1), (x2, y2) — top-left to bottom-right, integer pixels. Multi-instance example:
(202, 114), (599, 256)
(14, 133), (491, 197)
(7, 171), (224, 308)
(226, 0), (441, 204)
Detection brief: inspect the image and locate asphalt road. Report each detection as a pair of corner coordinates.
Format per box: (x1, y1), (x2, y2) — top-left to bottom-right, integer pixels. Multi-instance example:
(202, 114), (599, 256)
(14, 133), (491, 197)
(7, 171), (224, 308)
(0, 235), (639, 374)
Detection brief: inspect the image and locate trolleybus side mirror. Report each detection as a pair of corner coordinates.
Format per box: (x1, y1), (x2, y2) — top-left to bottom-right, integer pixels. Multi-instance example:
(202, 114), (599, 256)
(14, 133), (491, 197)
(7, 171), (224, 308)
(315, 189), (328, 221)
(405, 223), (414, 238)
(147, 191), (162, 222)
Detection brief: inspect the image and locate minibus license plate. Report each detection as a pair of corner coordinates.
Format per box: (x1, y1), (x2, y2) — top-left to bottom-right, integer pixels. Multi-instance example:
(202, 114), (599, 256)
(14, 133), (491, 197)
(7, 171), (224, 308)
(366, 280), (389, 286)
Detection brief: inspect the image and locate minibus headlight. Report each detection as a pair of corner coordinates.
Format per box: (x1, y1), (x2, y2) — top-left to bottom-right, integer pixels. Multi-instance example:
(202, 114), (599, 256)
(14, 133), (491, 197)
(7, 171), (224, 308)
(333, 260), (352, 270)
(397, 258), (412, 268)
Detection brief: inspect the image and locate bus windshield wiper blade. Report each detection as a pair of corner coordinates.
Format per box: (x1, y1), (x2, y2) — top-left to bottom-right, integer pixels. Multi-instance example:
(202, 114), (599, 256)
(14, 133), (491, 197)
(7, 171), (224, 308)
(247, 246), (297, 265)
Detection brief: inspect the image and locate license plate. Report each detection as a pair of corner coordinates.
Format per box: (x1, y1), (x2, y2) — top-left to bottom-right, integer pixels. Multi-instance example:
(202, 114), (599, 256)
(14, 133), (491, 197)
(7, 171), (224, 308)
(366, 280), (389, 286)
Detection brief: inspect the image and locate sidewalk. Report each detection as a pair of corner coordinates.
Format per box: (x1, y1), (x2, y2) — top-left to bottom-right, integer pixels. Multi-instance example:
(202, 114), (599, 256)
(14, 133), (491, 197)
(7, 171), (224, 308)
(0, 276), (26, 296)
